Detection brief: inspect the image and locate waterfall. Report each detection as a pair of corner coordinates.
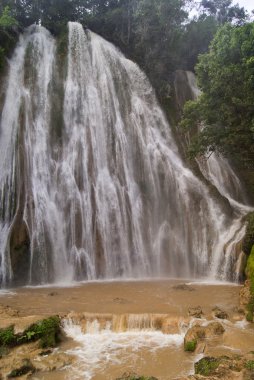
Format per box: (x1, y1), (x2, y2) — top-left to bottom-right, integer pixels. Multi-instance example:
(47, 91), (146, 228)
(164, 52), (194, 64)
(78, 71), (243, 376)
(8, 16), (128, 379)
(0, 23), (251, 286)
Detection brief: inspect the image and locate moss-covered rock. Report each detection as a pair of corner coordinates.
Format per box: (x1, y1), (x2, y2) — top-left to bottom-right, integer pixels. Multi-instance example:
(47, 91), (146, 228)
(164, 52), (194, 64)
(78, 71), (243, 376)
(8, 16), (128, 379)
(194, 357), (220, 376)
(7, 359), (35, 378)
(184, 340), (197, 352)
(184, 321), (224, 353)
(0, 316), (61, 351)
(245, 246), (254, 322)
(19, 316), (61, 348)
(0, 325), (16, 347)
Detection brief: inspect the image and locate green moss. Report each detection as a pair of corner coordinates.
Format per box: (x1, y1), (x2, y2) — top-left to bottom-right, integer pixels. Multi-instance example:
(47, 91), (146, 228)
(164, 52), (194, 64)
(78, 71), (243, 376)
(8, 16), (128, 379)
(20, 316), (61, 348)
(246, 246), (254, 278)
(246, 246), (254, 322)
(195, 357), (220, 376)
(0, 326), (16, 347)
(245, 360), (254, 370)
(184, 339), (197, 352)
(0, 317), (61, 350)
(246, 311), (253, 322)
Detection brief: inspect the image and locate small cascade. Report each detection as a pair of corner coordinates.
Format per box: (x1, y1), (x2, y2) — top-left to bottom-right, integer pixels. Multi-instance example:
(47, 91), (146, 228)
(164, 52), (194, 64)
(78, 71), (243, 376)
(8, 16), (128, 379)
(0, 23), (252, 286)
(65, 312), (186, 334)
(63, 314), (186, 380)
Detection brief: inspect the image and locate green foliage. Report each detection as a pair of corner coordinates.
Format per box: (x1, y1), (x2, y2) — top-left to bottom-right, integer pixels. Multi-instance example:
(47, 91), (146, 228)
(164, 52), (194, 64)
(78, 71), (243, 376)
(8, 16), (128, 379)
(21, 316), (61, 348)
(200, 0), (247, 25)
(184, 339), (197, 352)
(181, 22), (254, 168)
(243, 213), (254, 256)
(195, 357), (220, 376)
(0, 326), (16, 346)
(246, 246), (254, 322)
(246, 245), (254, 278)
(0, 317), (61, 350)
(0, 6), (18, 28)
(180, 15), (218, 70)
(0, 0), (249, 95)
(0, 5), (18, 71)
(246, 311), (253, 322)
(245, 360), (254, 370)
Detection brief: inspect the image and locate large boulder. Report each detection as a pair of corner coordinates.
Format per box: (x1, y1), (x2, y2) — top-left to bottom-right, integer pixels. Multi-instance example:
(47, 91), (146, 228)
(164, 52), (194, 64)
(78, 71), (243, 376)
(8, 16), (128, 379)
(184, 322), (225, 352)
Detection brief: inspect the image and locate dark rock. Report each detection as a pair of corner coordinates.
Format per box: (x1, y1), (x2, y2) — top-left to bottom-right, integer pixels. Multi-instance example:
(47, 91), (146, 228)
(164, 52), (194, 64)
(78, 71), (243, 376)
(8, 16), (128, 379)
(116, 372), (158, 380)
(39, 349), (52, 356)
(173, 284), (195, 291)
(188, 306), (203, 318)
(212, 307), (229, 320)
(7, 359), (35, 378)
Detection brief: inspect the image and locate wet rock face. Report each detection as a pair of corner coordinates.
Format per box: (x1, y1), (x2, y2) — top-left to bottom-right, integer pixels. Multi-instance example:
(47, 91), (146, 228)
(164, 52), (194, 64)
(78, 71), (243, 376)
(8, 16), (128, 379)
(10, 219), (30, 286)
(173, 70), (195, 113)
(240, 280), (251, 306)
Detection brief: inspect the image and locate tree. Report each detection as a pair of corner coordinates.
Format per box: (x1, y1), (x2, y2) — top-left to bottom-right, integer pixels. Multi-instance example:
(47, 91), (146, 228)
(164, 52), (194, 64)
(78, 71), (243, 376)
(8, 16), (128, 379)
(199, 0), (247, 25)
(0, 6), (18, 70)
(0, 5), (18, 28)
(181, 22), (254, 168)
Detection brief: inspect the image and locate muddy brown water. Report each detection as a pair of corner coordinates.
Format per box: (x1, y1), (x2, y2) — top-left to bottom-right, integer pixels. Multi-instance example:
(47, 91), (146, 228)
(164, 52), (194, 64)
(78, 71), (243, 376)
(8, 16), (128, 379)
(0, 279), (242, 317)
(0, 280), (253, 380)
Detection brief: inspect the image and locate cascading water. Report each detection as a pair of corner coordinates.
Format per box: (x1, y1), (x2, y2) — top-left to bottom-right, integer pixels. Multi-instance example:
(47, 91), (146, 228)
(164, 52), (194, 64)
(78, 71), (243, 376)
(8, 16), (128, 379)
(0, 23), (251, 286)
(185, 71), (253, 279)
(185, 71), (250, 209)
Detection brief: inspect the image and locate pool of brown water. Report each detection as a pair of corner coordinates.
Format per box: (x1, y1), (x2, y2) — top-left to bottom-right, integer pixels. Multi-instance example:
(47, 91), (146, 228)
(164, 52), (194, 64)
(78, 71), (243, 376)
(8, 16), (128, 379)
(0, 280), (253, 380)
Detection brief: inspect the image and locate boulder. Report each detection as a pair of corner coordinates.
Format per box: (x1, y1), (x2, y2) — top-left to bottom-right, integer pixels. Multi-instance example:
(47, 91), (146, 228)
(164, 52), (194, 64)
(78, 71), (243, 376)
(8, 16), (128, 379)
(184, 322), (225, 352)
(188, 306), (203, 318)
(205, 322), (225, 338)
(212, 307), (228, 320)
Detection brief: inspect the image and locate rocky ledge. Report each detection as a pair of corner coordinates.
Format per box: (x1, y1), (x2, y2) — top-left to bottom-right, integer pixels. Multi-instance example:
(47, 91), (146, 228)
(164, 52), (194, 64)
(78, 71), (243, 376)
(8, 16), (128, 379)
(0, 304), (74, 379)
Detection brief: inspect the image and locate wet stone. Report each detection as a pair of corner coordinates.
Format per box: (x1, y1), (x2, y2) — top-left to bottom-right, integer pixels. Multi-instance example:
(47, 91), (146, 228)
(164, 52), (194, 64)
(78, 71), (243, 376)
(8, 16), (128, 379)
(173, 284), (195, 292)
(188, 306), (203, 318)
(212, 307), (229, 320)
